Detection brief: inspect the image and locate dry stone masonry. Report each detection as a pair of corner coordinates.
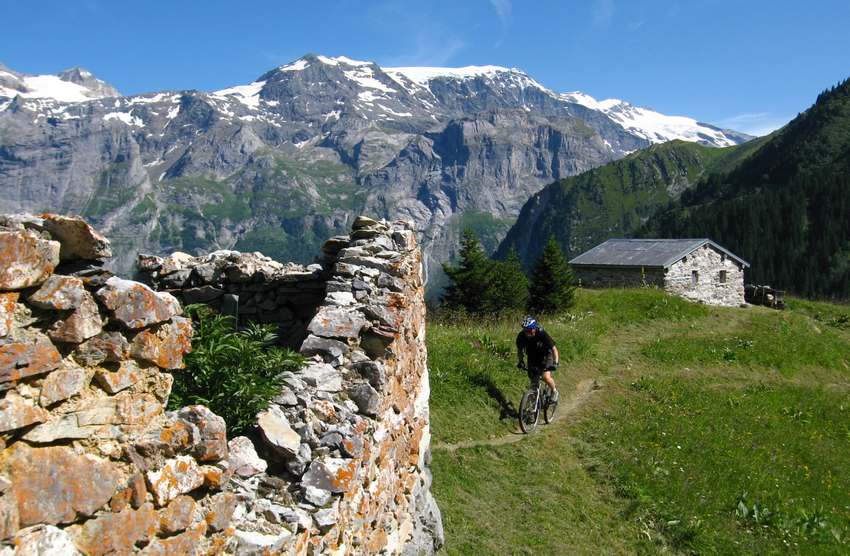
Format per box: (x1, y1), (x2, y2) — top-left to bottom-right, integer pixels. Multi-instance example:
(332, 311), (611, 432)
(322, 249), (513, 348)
(0, 212), (442, 554)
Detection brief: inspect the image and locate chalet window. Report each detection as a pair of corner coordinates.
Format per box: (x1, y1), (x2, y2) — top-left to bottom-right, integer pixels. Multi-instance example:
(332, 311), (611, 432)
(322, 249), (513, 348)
(691, 270), (699, 286)
(682, 255), (688, 263)
(719, 270), (727, 284)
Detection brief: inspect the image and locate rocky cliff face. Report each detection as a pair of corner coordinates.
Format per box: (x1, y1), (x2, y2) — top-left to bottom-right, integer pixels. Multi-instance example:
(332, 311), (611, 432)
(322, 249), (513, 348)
(0, 55), (750, 290)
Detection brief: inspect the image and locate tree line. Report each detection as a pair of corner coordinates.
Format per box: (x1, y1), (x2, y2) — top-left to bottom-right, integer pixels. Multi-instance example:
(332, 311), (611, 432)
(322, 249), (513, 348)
(441, 230), (576, 314)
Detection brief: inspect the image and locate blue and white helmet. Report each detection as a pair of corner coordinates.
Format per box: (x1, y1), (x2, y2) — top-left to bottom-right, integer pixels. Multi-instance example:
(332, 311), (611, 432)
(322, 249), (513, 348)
(521, 316), (538, 330)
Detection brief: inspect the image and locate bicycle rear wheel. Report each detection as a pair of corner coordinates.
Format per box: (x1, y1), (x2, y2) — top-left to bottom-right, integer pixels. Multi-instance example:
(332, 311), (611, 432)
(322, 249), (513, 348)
(543, 388), (558, 424)
(519, 389), (539, 433)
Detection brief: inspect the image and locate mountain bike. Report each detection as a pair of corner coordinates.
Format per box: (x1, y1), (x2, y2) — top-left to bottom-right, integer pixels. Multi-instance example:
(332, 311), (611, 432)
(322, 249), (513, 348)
(518, 365), (558, 433)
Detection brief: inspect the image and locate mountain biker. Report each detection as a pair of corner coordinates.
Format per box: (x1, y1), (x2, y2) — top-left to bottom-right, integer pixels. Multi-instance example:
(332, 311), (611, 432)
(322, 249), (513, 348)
(516, 316), (559, 402)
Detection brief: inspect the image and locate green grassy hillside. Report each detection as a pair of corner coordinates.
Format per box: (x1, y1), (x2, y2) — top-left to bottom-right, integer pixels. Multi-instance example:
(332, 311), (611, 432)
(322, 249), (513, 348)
(427, 289), (850, 554)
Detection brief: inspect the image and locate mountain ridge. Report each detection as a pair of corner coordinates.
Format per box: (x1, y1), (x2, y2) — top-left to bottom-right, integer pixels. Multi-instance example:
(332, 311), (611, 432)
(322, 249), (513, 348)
(0, 53), (751, 289)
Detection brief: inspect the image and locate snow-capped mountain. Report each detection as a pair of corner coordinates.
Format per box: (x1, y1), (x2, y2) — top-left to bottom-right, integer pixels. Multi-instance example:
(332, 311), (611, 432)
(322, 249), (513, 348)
(0, 54), (751, 289)
(0, 64), (119, 106)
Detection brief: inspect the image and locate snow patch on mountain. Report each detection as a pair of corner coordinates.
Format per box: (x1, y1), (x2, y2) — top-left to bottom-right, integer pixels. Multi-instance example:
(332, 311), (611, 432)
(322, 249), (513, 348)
(561, 91), (738, 147)
(0, 73), (113, 103)
(212, 81), (265, 109)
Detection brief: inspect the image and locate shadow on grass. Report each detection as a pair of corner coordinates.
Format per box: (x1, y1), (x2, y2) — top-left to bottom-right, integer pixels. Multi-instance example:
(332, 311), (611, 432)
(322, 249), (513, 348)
(469, 372), (518, 420)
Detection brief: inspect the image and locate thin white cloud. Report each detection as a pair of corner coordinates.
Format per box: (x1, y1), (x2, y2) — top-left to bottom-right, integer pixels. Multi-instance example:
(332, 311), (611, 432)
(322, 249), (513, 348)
(489, 0), (512, 28)
(717, 112), (792, 136)
(382, 37), (466, 67)
(627, 18), (645, 31)
(593, 0), (615, 28)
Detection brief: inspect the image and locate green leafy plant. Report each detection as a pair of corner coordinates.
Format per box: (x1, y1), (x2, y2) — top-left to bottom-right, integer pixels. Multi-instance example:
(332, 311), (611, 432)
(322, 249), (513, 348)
(168, 305), (306, 436)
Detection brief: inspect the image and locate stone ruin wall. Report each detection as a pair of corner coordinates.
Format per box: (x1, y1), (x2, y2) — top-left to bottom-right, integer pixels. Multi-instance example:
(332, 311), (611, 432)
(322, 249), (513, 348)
(0, 213), (443, 555)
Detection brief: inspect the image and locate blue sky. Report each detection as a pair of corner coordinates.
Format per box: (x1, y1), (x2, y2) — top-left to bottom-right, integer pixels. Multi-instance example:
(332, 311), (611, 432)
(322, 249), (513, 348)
(3, 0), (849, 135)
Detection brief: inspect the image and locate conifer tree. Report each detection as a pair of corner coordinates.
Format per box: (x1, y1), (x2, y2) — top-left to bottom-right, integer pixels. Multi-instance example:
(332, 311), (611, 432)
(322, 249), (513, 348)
(441, 230), (491, 313)
(484, 248), (529, 312)
(528, 237), (575, 313)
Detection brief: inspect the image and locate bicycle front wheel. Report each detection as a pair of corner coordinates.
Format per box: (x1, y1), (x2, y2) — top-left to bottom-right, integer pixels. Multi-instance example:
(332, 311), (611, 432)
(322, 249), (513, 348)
(519, 390), (539, 433)
(543, 389), (558, 424)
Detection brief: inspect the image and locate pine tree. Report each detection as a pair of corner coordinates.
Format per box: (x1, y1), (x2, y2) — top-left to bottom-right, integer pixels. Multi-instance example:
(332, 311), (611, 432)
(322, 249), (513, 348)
(484, 248), (529, 312)
(528, 237), (575, 313)
(441, 230), (492, 313)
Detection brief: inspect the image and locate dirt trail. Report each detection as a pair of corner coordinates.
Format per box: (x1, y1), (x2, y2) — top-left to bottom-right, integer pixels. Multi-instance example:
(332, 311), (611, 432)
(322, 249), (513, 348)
(433, 378), (601, 452)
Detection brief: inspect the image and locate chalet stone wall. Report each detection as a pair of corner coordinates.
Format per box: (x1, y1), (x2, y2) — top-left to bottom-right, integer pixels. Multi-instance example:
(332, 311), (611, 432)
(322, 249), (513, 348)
(0, 214), (443, 555)
(573, 266), (665, 288)
(665, 244), (745, 307)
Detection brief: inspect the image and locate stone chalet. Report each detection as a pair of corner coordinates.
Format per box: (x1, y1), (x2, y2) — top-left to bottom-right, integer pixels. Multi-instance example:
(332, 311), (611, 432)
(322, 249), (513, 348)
(569, 238), (750, 307)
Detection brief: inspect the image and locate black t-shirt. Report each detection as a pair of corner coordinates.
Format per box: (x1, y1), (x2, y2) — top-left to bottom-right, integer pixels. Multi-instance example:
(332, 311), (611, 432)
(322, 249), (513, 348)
(516, 328), (556, 366)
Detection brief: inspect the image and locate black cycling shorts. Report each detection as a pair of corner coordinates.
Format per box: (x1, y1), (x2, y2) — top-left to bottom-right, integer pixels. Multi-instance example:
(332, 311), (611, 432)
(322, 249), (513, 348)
(527, 353), (556, 377)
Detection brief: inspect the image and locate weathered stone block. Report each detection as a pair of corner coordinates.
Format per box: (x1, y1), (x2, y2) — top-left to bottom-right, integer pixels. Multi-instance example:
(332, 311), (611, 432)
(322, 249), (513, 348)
(307, 306), (368, 340)
(299, 335), (348, 364)
(205, 492), (237, 532)
(40, 214), (111, 261)
(129, 316), (193, 369)
(0, 337), (62, 384)
(177, 405), (227, 462)
(0, 293), (17, 338)
(73, 331), (129, 366)
(0, 231), (60, 290)
(228, 436), (268, 478)
(96, 277), (181, 329)
(139, 521), (207, 555)
(67, 503), (157, 556)
(258, 405), (301, 459)
(158, 495), (196, 535)
(40, 365), (89, 406)
(5, 444), (123, 526)
(0, 493), (19, 540)
(94, 360), (142, 394)
(48, 294), (103, 344)
(301, 458), (358, 494)
(27, 275), (87, 310)
(12, 524), (80, 555)
(298, 362), (342, 392)
(348, 383), (381, 417)
(146, 456), (205, 507)
(0, 391), (49, 433)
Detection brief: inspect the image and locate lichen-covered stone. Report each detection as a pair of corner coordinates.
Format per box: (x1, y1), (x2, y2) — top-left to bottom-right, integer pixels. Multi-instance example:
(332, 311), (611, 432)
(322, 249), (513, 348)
(0, 337), (62, 384)
(140, 521), (207, 555)
(39, 214), (112, 261)
(257, 405), (301, 459)
(27, 275), (87, 310)
(307, 306), (368, 340)
(299, 335), (349, 364)
(228, 436), (267, 478)
(0, 293), (17, 338)
(72, 331), (129, 366)
(129, 317), (192, 369)
(0, 493), (20, 540)
(40, 365), (89, 406)
(5, 444), (122, 526)
(94, 359), (142, 394)
(158, 495), (196, 535)
(146, 456), (205, 507)
(0, 231), (60, 290)
(204, 492), (237, 532)
(12, 524), (80, 555)
(48, 293), (103, 344)
(0, 391), (49, 433)
(66, 503), (157, 556)
(177, 405), (227, 462)
(96, 277), (181, 329)
(348, 382), (381, 416)
(301, 458), (358, 494)
(73, 392), (162, 427)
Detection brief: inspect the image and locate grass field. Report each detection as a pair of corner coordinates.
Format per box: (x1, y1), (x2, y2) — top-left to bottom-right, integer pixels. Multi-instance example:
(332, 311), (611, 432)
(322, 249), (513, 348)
(427, 288), (850, 555)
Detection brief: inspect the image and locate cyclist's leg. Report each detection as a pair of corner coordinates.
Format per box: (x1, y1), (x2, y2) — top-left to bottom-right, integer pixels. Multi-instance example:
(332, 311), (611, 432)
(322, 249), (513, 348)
(542, 352), (558, 401)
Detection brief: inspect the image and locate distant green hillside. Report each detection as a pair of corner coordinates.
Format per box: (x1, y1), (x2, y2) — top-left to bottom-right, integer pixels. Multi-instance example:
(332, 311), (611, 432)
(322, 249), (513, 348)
(428, 288), (850, 554)
(494, 138), (767, 267)
(642, 77), (850, 298)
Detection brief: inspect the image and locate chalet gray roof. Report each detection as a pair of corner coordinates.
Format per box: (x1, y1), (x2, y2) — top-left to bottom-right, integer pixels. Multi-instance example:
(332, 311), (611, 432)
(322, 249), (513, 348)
(568, 239), (750, 269)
